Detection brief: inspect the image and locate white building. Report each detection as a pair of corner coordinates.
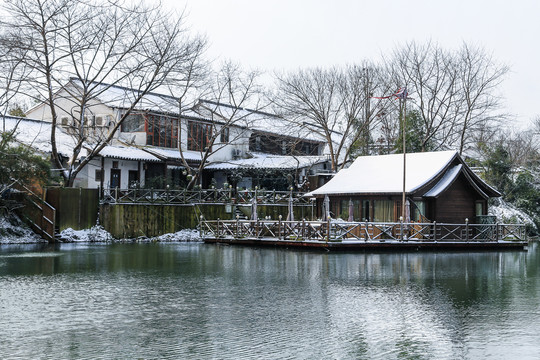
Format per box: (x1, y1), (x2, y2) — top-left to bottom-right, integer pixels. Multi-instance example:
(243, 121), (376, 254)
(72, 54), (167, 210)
(21, 79), (329, 190)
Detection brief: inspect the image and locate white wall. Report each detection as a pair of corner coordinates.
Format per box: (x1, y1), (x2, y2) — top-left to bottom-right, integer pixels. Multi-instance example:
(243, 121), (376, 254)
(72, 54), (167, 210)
(72, 157), (146, 189)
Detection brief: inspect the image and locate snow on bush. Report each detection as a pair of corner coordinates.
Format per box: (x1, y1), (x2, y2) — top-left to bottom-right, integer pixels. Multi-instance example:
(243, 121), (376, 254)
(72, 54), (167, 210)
(489, 198), (537, 232)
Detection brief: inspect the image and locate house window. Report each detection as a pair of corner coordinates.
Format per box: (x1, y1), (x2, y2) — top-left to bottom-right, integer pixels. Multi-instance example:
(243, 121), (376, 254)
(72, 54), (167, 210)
(373, 200), (394, 222)
(255, 136), (261, 151)
(413, 200), (426, 221)
(475, 201), (484, 216)
(361, 200), (370, 221)
(122, 113), (145, 132)
(112, 161), (119, 169)
(146, 114), (179, 148)
(188, 121), (212, 151)
(220, 127), (229, 143)
(128, 170), (139, 188)
(95, 169), (103, 182)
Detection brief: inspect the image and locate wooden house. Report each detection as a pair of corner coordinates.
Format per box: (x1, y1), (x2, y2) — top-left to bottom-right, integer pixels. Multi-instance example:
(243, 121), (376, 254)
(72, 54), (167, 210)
(306, 151), (500, 224)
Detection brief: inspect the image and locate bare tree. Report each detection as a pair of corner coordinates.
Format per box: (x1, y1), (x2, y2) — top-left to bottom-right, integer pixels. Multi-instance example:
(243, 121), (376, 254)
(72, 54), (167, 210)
(1, 0), (205, 186)
(454, 43), (508, 154)
(0, 31), (30, 132)
(178, 61), (263, 189)
(390, 41), (461, 152)
(389, 41), (508, 154)
(272, 63), (391, 172)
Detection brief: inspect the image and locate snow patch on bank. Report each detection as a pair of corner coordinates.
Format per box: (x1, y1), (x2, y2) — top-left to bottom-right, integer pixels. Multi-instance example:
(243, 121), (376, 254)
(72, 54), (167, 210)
(0, 216), (47, 244)
(58, 226), (202, 243)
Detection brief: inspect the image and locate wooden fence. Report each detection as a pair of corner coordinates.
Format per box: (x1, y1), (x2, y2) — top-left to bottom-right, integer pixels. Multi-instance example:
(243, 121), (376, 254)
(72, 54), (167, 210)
(200, 219), (527, 243)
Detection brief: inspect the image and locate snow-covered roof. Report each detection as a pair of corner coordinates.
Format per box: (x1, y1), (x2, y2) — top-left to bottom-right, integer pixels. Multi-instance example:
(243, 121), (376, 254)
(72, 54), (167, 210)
(96, 145), (160, 162)
(2, 116), (200, 163)
(423, 164), (462, 197)
(194, 100), (327, 143)
(3, 116), (78, 157)
(308, 151), (460, 196)
(141, 147), (202, 162)
(69, 79), (181, 114)
(307, 150), (501, 198)
(206, 153), (327, 171)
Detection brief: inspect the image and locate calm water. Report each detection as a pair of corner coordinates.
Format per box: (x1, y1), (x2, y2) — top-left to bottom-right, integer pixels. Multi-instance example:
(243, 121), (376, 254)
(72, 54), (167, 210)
(0, 241), (539, 359)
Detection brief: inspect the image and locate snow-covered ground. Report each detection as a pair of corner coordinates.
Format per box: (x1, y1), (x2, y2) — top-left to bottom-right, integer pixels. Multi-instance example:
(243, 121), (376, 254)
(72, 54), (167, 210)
(0, 215), (202, 244)
(0, 215), (47, 244)
(58, 226), (202, 243)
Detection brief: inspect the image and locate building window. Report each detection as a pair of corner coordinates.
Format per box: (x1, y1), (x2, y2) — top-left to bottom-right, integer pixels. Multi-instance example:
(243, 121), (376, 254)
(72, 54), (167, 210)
(112, 161), (119, 169)
(95, 169), (102, 182)
(146, 114), (179, 148)
(413, 200), (426, 221)
(362, 200), (370, 221)
(122, 113), (145, 132)
(188, 121), (213, 151)
(128, 170), (139, 188)
(220, 127), (229, 143)
(373, 200), (394, 222)
(475, 201), (484, 216)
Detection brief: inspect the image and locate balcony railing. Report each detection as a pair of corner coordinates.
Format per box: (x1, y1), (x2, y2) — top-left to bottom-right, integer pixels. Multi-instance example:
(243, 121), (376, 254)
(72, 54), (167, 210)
(100, 187), (311, 205)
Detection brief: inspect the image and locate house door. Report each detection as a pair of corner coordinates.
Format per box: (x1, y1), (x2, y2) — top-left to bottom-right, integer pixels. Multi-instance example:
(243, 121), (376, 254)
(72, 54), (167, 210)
(110, 169), (121, 188)
(128, 170), (139, 188)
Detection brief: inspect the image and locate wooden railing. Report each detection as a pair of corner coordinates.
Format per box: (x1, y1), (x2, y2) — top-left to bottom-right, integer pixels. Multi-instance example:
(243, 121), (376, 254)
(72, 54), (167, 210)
(100, 188), (311, 205)
(15, 183), (56, 243)
(200, 219), (527, 243)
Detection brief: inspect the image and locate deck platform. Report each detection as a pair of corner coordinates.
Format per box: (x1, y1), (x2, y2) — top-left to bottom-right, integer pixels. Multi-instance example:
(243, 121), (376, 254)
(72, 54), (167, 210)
(203, 237), (528, 251)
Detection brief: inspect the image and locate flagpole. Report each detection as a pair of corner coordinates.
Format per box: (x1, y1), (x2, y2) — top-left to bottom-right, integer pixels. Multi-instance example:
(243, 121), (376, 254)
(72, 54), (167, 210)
(401, 94), (407, 225)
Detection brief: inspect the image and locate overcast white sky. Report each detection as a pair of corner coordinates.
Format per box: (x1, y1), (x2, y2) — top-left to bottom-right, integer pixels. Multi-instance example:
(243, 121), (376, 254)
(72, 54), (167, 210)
(166, 0), (539, 129)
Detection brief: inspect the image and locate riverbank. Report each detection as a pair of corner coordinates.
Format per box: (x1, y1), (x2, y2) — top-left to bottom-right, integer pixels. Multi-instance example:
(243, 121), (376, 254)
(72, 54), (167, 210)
(0, 214), (201, 244)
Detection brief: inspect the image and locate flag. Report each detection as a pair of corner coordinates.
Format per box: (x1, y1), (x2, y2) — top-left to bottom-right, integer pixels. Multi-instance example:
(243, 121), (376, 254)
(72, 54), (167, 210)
(371, 86), (408, 100)
(394, 87), (407, 99)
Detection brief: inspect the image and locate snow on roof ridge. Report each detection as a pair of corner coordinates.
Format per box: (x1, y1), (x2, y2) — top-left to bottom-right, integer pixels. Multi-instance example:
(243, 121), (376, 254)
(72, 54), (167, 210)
(198, 99), (278, 118)
(69, 78), (179, 102)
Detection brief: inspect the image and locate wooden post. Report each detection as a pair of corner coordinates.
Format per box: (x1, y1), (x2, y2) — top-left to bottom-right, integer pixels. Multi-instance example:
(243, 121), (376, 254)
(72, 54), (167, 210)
(365, 219), (369, 242)
(400, 216), (404, 242)
(327, 216), (331, 242)
(278, 215), (282, 240)
(465, 218), (469, 242)
(255, 219), (259, 239)
(199, 215), (204, 239)
(432, 221), (437, 242)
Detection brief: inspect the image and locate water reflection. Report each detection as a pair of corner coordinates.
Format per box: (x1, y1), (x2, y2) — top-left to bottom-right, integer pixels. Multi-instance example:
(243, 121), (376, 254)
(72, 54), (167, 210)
(0, 243), (538, 359)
